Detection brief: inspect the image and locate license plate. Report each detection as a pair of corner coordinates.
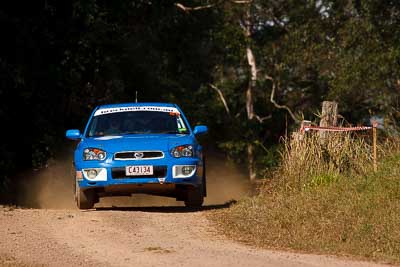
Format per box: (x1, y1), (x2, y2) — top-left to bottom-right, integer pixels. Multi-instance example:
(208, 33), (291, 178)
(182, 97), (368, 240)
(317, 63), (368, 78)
(125, 165), (153, 176)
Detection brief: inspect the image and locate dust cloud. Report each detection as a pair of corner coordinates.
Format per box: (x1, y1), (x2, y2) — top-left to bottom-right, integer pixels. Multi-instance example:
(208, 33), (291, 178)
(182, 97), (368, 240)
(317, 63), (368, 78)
(16, 152), (250, 209)
(17, 157), (76, 209)
(204, 155), (251, 205)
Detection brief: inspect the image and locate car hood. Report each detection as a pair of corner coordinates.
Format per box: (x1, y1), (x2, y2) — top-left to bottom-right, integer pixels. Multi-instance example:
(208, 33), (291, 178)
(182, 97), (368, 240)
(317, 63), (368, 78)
(82, 134), (194, 153)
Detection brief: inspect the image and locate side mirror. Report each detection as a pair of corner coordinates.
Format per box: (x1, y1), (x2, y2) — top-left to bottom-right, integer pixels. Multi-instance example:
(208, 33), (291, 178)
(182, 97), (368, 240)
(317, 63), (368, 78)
(66, 129), (82, 140)
(193, 125), (208, 136)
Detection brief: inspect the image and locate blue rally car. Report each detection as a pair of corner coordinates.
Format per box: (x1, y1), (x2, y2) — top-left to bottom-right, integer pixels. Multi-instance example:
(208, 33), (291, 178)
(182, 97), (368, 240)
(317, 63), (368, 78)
(66, 102), (208, 209)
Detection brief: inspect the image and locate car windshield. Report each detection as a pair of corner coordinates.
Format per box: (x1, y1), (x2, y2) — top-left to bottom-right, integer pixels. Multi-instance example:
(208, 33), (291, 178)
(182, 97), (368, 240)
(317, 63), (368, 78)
(86, 111), (190, 137)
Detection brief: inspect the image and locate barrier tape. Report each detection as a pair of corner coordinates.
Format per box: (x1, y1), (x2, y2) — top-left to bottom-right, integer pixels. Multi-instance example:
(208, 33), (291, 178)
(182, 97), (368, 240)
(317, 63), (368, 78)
(301, 125), (373, 132)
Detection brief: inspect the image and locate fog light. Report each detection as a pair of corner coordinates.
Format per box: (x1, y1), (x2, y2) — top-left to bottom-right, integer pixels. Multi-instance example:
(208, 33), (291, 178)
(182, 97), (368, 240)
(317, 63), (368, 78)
(173, 165), (196, 178)
(82, 168), (107, 181)
(182, 166), (194, 175)
(87, 169), (98, 179)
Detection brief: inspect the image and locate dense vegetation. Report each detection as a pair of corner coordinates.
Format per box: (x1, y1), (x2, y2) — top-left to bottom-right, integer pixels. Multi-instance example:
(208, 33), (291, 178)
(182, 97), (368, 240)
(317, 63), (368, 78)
(1, 1), (400, 199)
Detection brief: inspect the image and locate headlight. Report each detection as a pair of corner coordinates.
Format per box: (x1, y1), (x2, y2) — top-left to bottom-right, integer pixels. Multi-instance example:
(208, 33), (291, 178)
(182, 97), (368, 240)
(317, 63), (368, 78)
(171, 145), (194, 158)
(83, 148), (107, 161)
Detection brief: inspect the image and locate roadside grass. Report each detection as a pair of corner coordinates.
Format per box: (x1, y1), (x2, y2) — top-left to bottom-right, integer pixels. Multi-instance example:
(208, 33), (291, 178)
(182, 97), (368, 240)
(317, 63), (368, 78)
(210, 133), (400, 264)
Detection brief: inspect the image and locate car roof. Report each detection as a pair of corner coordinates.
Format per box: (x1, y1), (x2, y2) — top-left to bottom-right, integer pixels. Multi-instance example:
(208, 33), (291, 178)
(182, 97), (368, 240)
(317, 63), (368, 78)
(97, 102), (176, 109)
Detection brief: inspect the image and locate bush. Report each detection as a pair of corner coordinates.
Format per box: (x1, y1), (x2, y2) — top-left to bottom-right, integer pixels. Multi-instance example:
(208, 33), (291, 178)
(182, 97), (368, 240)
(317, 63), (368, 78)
(276, 131), (373, 191)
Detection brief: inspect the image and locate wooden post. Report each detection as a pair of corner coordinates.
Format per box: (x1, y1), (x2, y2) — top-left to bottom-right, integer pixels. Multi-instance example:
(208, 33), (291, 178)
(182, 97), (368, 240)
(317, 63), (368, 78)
(319, 101), (338, 140)
(301, 120), (312, 131)
(372, 122), (378, 172)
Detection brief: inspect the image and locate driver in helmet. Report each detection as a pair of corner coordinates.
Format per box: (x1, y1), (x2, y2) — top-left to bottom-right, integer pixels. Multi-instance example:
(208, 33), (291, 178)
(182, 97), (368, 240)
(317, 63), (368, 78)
(104, 115), (122, 135)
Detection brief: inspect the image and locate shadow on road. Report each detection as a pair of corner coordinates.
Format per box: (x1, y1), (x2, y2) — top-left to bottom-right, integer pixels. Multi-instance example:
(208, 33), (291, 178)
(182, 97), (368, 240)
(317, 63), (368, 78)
(94, 200), (237, 213)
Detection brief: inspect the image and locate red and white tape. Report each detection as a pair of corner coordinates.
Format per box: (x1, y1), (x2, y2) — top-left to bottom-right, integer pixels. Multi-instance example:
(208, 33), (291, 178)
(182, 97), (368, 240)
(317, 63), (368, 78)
(301, 125), (373, 133)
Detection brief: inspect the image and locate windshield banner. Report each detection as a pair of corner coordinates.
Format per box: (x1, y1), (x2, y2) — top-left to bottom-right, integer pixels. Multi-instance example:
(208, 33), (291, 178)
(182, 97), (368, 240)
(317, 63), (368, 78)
(94, 106), (180, 116)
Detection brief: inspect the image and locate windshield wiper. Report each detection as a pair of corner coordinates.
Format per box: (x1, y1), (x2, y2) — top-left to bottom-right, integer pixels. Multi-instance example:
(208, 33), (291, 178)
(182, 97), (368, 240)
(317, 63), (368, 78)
(158, 130), (189, 134)
(121, 131), (149, 135)
(119, 130), (189, 135)
(159, 131), (178, 134)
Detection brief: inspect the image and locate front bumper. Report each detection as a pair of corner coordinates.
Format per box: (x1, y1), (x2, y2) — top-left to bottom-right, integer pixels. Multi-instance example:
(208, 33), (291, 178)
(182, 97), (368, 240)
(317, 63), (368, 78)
(75, 157), (204, 190)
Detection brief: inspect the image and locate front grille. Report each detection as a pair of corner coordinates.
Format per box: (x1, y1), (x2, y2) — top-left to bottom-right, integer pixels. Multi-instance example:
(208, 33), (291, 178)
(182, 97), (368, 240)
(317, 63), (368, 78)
(112, 165), (167, 179)
(114, 151), (164, 160)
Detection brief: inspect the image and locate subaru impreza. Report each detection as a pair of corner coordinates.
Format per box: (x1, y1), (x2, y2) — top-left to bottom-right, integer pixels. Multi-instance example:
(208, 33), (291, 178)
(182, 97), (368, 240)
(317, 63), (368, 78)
(66, 102), (207, 209)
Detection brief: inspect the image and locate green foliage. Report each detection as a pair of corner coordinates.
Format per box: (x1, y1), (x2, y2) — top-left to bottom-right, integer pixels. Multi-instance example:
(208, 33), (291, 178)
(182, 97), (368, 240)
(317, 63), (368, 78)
(309, 172), (342, 187)
(218, 141), (247, 163)
(254, 142), (281, 169)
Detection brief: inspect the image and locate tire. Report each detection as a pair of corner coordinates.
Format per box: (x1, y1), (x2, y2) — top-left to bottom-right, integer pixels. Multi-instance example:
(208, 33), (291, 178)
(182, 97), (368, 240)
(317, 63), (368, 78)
(184, 185), (204, 208)
(202, 157), (207, 197)
(71, 163), (76, 194)
(75, 182), (95, 209)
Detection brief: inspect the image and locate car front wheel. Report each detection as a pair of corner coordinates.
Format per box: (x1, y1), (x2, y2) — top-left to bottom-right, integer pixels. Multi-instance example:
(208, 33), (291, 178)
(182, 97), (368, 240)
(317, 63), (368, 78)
(75, 182), (95, 209)
(184, 185), (204, 208)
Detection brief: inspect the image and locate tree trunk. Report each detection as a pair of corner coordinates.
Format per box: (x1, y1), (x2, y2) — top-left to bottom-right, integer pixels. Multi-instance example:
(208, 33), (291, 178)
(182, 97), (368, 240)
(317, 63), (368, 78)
(246, 47), (257, 181)
(246, 47), (257, 120)
(247, 143), (256, 181)
(319, 101), (338, 140)
(243, 7), (257, 181)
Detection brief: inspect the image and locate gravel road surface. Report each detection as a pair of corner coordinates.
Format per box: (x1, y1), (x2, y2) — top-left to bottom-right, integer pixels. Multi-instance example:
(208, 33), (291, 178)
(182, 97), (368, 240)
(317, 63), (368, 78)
(0, 205), (389, 267)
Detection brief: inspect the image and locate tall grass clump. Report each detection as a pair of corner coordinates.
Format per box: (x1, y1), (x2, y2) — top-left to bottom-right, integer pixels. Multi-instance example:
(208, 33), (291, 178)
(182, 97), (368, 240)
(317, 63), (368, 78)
(277, 131), (373, 191)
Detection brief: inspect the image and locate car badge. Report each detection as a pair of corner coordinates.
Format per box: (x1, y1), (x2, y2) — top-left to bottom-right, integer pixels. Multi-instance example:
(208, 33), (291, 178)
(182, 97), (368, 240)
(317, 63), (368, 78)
(134, 152), (144, 159)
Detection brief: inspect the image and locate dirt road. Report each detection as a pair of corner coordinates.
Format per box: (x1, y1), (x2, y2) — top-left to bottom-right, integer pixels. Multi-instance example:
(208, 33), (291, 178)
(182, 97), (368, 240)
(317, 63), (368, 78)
(0, 204), (389, 267)
(0, 157), (390, 266)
